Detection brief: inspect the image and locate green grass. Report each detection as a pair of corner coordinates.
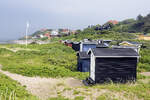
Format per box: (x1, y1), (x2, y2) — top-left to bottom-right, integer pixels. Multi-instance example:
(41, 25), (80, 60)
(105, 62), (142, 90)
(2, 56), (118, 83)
(138, 49), (150, 72)
(48, 95), (69, 100)
(0, 43), (88, 79)
(73, 90), (81, 95)
(74, 96), (85, 100)
(0, 72), (38, 100)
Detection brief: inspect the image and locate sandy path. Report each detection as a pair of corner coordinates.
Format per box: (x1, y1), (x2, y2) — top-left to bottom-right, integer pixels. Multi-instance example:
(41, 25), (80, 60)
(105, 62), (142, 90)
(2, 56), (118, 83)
(0, 47), (39, 52)
(0, 65), (83, 100)
(140, 72), (150, 76)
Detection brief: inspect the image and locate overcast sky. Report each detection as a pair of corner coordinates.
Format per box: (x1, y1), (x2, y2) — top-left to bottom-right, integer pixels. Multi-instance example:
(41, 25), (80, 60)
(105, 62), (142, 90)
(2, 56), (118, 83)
(0, 0), (149, 40)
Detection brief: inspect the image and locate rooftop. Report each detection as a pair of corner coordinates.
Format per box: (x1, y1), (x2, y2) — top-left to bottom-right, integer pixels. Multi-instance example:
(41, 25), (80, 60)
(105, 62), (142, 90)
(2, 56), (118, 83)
(89, 48), (139, 57)
(77, 52), (90, 59)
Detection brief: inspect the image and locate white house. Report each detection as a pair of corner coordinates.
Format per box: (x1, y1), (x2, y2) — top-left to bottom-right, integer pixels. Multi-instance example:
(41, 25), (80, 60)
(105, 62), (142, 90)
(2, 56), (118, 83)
(40, 34), (44, 38)
(51, 30), (59, 36)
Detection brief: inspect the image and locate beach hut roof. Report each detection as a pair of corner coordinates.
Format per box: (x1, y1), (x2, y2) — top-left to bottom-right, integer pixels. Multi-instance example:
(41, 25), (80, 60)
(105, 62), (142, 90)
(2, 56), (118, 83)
(88, 48), (139, 57)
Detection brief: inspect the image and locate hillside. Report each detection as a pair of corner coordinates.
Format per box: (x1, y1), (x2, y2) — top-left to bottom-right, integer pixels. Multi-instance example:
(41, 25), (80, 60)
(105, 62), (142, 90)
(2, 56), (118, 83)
(21, 13), (150, 42)
(111, 13), (150, 33)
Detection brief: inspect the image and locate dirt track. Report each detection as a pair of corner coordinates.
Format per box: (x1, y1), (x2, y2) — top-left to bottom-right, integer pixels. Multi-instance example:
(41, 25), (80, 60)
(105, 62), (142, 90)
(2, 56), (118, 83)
(0, 66), (83, 100)
(0, 64), (145, 100)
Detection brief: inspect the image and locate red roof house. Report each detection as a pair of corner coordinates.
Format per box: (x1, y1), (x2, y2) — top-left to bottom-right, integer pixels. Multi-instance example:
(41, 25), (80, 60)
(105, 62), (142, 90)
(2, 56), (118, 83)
(44, 33), (51, 39)
(108, 20), (118, 25)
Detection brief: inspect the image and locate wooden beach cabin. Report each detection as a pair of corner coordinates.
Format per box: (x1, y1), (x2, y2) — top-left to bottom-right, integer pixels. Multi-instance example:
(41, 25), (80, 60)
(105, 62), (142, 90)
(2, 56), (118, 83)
(77, 52), (90, 72)
(72, 42), (80, 51)
(79, 39), (99, 52)
(84, 48), (139, 85)
(77, 41), (109, 72)
(80, 39), (110, 52)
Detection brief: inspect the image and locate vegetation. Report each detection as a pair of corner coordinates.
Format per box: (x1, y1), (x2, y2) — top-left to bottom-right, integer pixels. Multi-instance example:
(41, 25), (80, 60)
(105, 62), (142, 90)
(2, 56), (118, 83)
(48, 96), (69, 100)
(51, 30), (137, 42)
(91, 74), (150, 100)
(45, 74), (150, 100)
(138, 49), (150, 72)
(0, 43), (88, 79)
(0, 72), (38, 100)
(74, 96), (85, 100)
(111, 13), (150, 33)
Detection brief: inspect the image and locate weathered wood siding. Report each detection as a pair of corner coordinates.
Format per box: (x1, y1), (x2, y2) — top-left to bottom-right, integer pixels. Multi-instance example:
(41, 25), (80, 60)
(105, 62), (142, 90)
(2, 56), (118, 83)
(95, 58), (137, 83)
(72, 43), (80, 51)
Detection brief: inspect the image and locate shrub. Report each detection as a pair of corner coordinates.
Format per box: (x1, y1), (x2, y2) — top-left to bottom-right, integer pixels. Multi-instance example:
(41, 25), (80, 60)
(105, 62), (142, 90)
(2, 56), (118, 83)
(0, 72), (38, 100)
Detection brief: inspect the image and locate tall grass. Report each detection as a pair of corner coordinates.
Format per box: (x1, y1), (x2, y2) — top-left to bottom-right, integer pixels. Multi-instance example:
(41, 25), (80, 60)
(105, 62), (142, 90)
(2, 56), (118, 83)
(0, 72), (38, 100)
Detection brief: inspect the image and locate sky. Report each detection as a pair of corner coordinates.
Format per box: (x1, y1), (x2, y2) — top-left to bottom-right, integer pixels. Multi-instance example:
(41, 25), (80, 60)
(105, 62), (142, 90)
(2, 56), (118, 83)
(0, 0), (150, 41)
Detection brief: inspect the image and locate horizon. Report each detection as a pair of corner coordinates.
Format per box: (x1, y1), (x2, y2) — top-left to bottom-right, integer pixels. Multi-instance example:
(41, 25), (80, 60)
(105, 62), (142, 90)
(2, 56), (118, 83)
(0, 0), (150, 41)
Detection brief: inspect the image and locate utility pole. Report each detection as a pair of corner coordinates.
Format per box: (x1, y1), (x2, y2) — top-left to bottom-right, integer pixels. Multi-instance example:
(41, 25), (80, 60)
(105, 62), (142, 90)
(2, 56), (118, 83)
(26, 21), (29, 48)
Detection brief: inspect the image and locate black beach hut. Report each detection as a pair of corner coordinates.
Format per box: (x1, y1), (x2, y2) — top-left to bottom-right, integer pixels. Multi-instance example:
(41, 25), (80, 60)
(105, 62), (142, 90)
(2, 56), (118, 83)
(84, 48), (139, 85)
(72, 42), (80, 51)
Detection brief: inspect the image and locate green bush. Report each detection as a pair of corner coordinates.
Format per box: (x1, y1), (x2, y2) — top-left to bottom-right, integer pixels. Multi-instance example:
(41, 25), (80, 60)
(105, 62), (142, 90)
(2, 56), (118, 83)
(138, 49), (150, 72)
(0, 72), (38, 100)
(74, 96), (85, 100)
(48, 95), (69, 100)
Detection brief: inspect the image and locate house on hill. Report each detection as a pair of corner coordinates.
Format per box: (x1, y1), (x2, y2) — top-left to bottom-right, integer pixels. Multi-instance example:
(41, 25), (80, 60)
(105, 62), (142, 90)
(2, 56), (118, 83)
(44, 33), (51, 39)
(51, 30), (59, 37)
(40, 34), (44, 38)
(83, 48), (139, 85)
(108, 20), (118, 25)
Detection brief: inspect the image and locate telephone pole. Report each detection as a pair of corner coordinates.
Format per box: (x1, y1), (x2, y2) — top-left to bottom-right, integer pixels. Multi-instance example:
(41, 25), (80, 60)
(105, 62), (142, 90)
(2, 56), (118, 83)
(26, 21), (29, 48)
